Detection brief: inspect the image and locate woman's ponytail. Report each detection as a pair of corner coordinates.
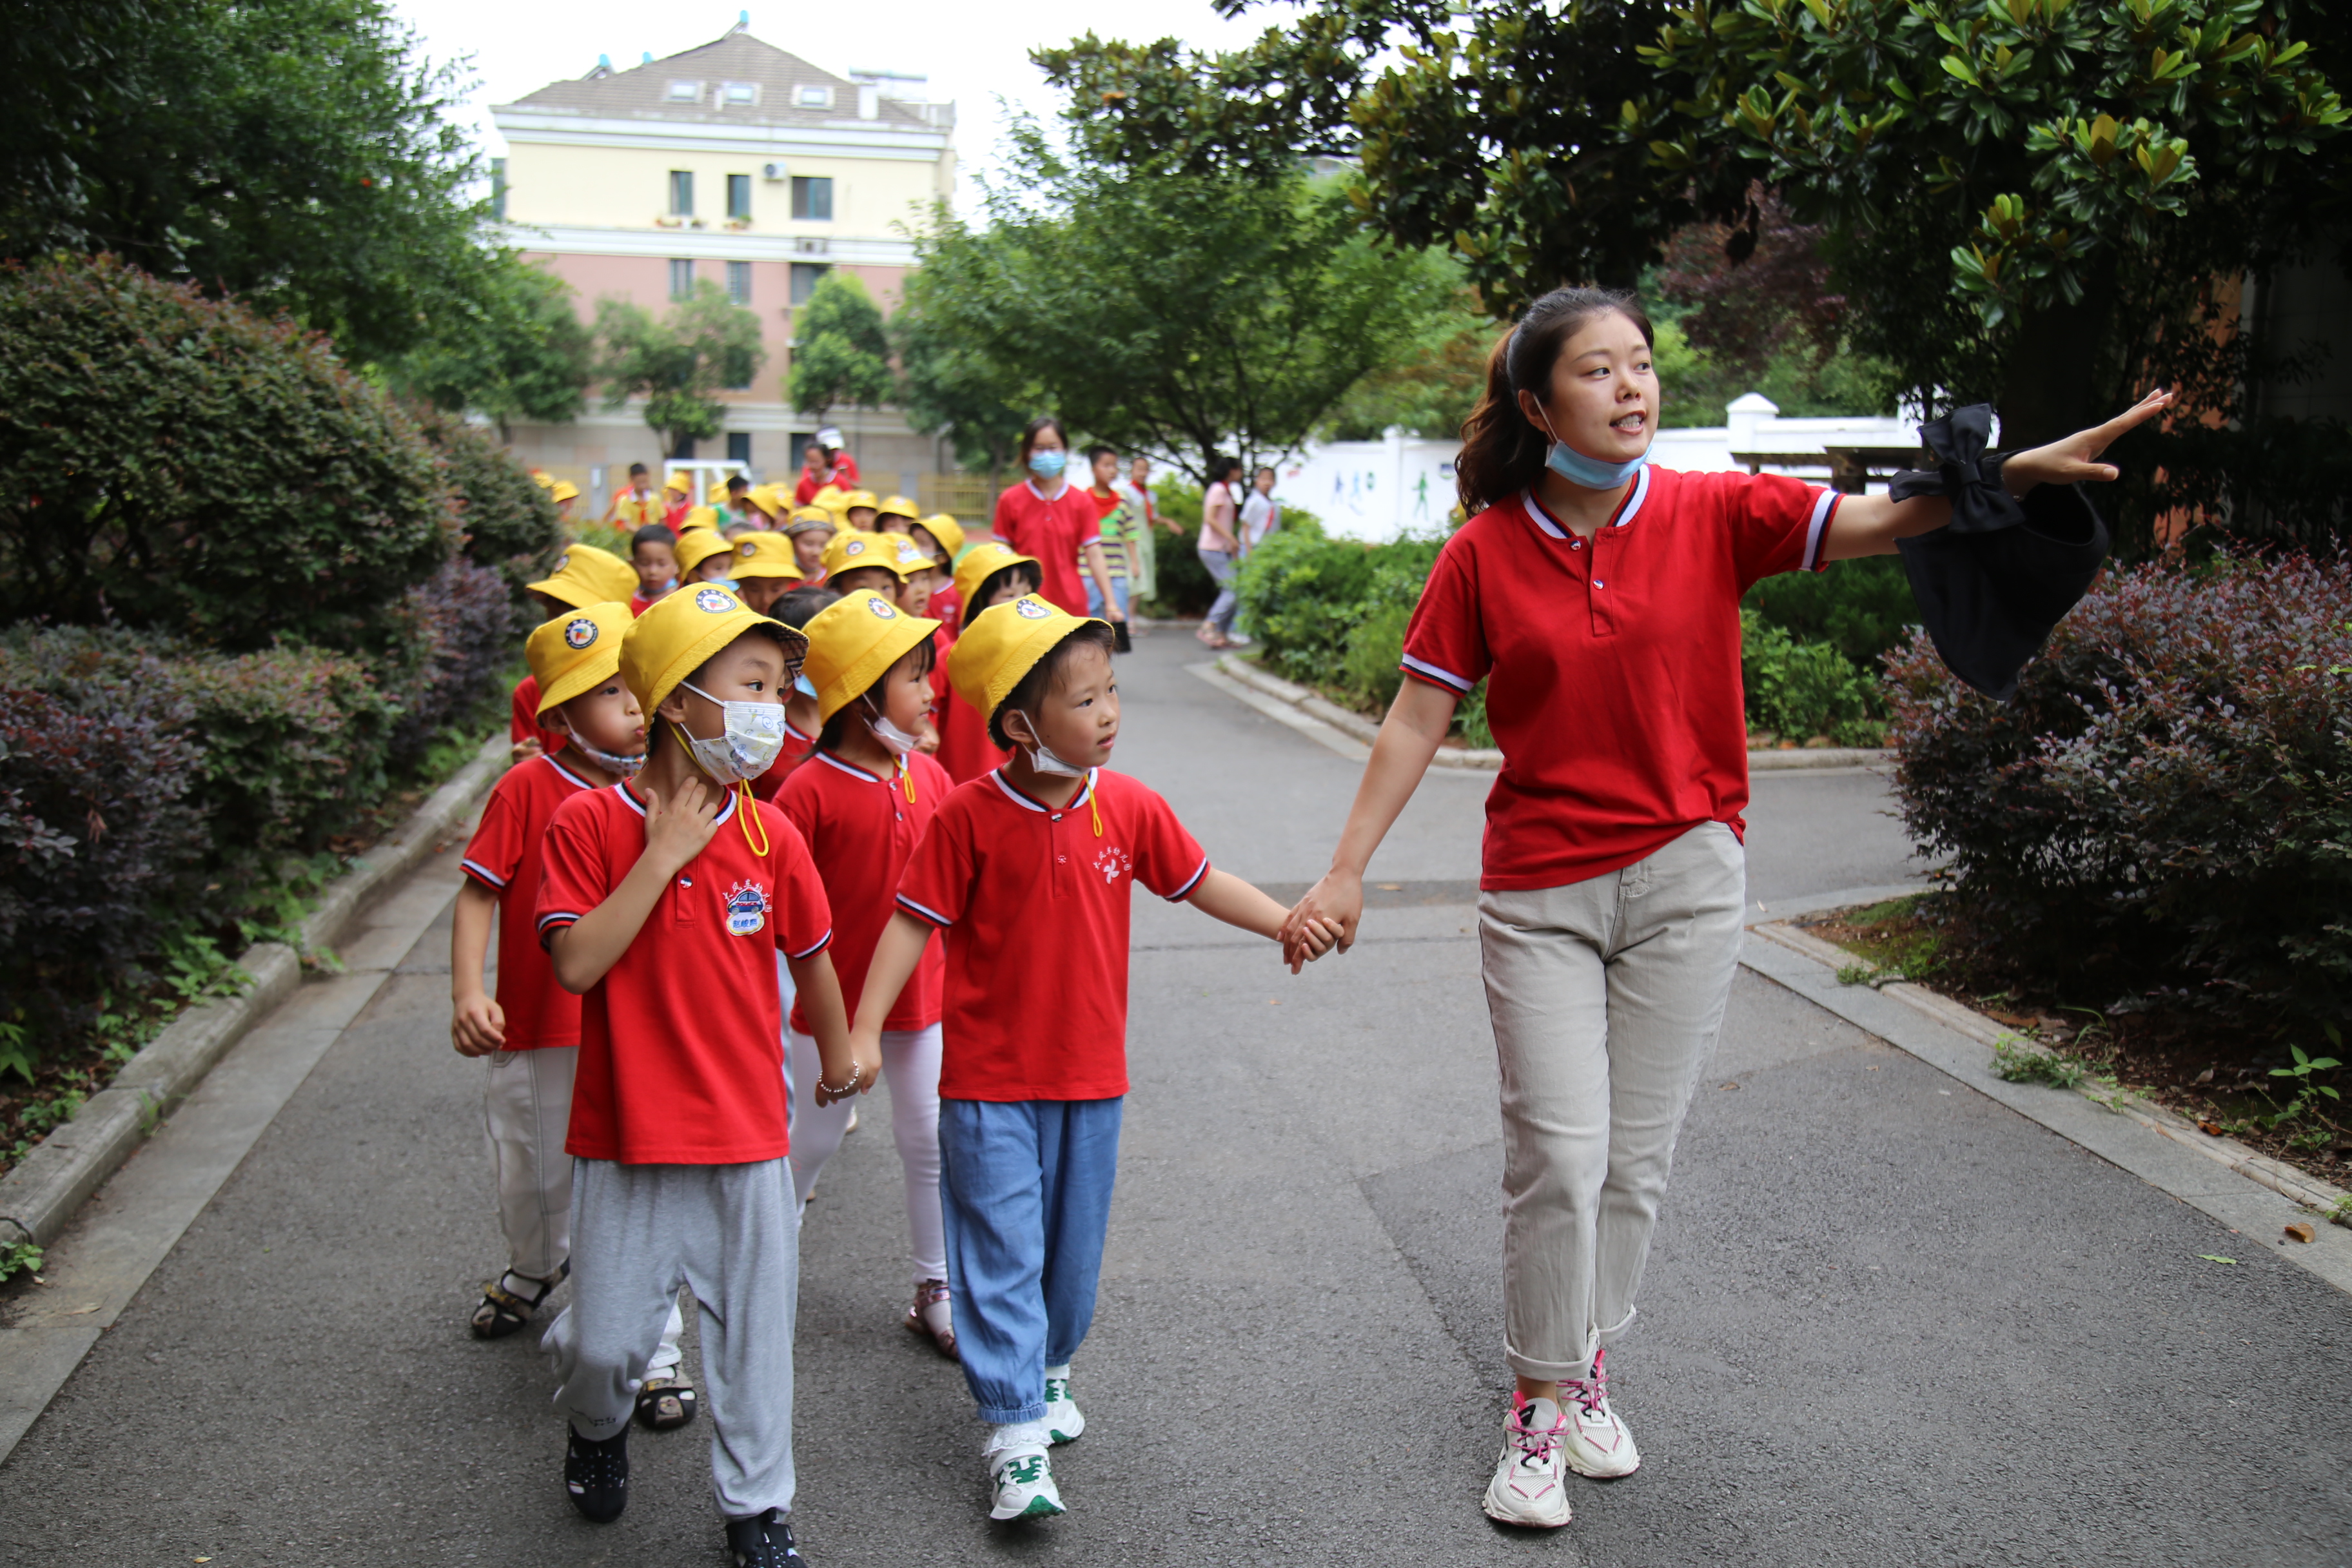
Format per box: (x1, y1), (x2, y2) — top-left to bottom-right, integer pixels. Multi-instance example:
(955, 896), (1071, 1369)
(1454, 288), (1656, 518)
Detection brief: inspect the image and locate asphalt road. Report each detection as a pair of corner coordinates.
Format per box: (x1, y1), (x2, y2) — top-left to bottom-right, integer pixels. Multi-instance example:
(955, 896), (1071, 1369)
(3, 629), (2346, 1567)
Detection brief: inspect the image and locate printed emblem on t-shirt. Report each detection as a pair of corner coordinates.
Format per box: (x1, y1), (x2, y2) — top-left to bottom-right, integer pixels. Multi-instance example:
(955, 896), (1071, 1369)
(694, 587), (735, 613)
(867, 596), (897, 619)
(1090, 845), (1132, 885)
(1015, 598), (1050, 620)
(723, 880), (770, 936)
(563, 617), (598, 649)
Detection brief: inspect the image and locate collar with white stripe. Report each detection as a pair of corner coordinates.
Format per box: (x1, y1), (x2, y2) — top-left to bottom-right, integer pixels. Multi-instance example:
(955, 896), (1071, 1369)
(990, 767), (1098, 815)
(543, 756), (596, 792)
(1024, 476), (1070, 504)
(617, 776), (738, 826)
(1522, 467), (1651, 540)
(814, 750), (883, 784)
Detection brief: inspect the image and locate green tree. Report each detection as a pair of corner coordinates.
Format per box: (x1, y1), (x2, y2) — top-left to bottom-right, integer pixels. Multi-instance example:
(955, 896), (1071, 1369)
(594, 281), (767, 458)
(906, 125), (1455, 478)
(788, 270), (893, 422)
(893, 269), (1042, 485)
(2, 0), (505, 365)
(382, 255), (593, 434)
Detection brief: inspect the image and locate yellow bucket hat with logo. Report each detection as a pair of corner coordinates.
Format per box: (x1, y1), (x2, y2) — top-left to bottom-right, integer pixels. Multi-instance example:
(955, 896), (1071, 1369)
(801, 590), (943, 725)
(620, 583), (807, 718)
(915, 513), (966, 560)
(810, 484), (848, 516)
(839, 489), (879, 514)
(732, 533), (805, 581)
(786, 506), (837, 538)
(528, 602), (636, 715)
(952, 542), (1040, 611)
(680, 505), (721, 533)
(946, 596), (1105, 729)
(527, 544), (638, 609)
(874, 494), (920, 524)
(674, 528), (738, 577)
(821, 529), (901, 579)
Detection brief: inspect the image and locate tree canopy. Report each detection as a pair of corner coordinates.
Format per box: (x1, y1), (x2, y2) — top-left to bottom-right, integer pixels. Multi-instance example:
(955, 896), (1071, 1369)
(788, 271), (893, 422)
(595, 282), (767, 458)
(381, 256), (594, 433)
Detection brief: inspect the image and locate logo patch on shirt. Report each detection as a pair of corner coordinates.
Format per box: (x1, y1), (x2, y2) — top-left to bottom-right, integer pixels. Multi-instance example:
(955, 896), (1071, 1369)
(1091, 845), (1132, 885)
(723, 880), (770, 936)
(866, 596), (897, 619)
(562, 616), (599, 649)
(694, 587), (736, 613)
(1015, 598), (1050, 620)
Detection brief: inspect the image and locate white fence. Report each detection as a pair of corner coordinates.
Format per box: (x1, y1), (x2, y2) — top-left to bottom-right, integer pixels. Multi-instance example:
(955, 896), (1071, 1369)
(1273, 394), (1920, 542)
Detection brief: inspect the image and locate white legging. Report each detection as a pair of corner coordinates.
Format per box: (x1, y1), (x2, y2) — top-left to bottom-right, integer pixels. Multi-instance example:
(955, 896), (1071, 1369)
(787, 1024), (946, 1283)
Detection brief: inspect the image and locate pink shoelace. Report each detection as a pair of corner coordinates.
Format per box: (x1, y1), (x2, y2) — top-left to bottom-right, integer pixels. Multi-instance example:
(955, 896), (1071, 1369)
(1567, 1347), (1611, 1420)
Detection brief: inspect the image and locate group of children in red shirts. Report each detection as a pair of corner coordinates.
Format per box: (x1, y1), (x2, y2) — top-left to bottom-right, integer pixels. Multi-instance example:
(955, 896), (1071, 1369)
(450, 509), (1337, 1563)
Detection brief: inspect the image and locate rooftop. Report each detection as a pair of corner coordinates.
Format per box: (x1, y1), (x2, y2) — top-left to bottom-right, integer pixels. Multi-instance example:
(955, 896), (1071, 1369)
(496, 30), (949, 135)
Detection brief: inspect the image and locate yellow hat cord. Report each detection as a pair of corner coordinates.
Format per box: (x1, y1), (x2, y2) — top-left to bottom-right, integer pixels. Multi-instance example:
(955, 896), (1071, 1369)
(1085, 771), (1102, 838)
(897, 756), (917, 805)
(736, 779), (769, 854)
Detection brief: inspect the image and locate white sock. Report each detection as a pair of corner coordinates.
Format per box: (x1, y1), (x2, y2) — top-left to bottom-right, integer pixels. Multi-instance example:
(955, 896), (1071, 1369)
(985, 1418), (1050, 1458)
(1044, 1362), (1071, 1382)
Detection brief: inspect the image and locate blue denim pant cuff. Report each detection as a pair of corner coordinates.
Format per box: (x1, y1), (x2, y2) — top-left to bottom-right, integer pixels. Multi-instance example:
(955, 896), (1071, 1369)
(977, 1400), (1048, 1426)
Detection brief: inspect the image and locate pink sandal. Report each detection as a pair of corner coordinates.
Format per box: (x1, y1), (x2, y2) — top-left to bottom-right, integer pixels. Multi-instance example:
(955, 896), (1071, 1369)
(905, 1278), (957, 1359)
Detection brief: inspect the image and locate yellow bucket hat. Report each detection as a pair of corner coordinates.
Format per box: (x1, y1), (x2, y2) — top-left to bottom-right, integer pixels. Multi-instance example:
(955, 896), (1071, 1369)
(952, 542), (1040, 610)
(874, 494), (919, 522)
(801, 590), (943, 725)
(748, 482), (789, 519)
(786, 506), (837, 537)
(915, 513), (966, 560)
(680, 505), (721, 532)
(665, 470), (694, 496)
(810, 484), (847, 515)
(621, 583), (806, 718)
(706, 479), (733, 505)
(732, 533), (805, 580)
(946, 596), (1104, 729)
(839, 489), (879, 513)
(674, 528), (737, 576)
(528, 602), (636, 715)
(821, 529), (901, 578)
(527, 544), (638, 609)
(550, 480), (580, 504)
(530, 469), (556, 490)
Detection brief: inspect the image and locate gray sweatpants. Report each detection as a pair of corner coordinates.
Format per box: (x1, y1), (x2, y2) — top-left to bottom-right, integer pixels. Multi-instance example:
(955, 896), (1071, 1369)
(543, 1157), (800, 1519)
(1478, 821), (1747, 1383)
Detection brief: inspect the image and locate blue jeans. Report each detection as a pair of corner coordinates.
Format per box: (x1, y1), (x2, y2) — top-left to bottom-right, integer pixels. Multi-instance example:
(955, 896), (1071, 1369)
(1085, 575), (1130, 618)
(937, 1096), (1124, 1424)
(1198, 548), (1239, 636)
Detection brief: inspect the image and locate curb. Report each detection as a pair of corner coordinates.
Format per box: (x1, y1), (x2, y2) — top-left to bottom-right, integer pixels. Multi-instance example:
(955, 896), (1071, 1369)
(0, 734), (509, 1253)
(1212, 654), (1891, 772)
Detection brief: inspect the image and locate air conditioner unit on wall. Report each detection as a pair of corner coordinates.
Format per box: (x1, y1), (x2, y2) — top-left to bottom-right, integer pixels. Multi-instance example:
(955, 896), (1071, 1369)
(761, 162), (788, 181)
(794, 237), (828, 255)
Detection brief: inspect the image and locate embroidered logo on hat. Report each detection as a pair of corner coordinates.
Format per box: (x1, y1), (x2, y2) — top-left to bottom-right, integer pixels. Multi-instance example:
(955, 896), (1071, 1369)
(866, 597), (897, 620)
(844, 539), (867, 557)
(1015, 598), (1051, 620)
(694, 587), (735, 613)
(736, 538), (763, 558)
(723, 881), (770, 936)
(563, 618), (599, 650)
(554, 552), (573, 573)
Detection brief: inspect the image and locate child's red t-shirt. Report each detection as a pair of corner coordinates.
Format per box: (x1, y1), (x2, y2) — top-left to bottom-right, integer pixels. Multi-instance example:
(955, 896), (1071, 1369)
(934, 683), (1010, 785)
(459, 754), (598, 1050)
(536, 780), (832, 1164)
(778, 750), (950, 1034)
(749, 721), (819, 803)
(627, 593), (656, 618)
(895, 768), (1207, 1101)
(509, 674), (567, 756)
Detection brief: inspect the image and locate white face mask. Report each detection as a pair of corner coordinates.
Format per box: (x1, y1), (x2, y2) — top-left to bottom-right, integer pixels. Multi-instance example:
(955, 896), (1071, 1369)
(571, 739), (647, 778)
(1011, 709), (1087, 778)
(676, 680), (789, 783)
(864, 698), (923, 759)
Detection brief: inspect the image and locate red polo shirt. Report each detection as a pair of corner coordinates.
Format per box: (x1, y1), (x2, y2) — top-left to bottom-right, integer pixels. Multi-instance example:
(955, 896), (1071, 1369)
(535, 780), (832, 1164)
(460, 754), (596, 1050)
(749, 720), (820, 803)
(509, 674), (567, 756)
(1402, 468), (1839, 892)
(778, 750), (950, 1034)
(934, 683), (1010, 785)
(896, 769), (1208, 1101)
(991, 480), (1102, 615)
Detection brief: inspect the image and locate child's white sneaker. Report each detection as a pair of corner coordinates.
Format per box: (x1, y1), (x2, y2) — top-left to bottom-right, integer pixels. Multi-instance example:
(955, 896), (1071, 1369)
(1043, 1366), (1084, 1445)
(985, 1427), (1063, 1520)
(1562, 1349), (1641, 1478)
(1482, 1394), (1572, 1528)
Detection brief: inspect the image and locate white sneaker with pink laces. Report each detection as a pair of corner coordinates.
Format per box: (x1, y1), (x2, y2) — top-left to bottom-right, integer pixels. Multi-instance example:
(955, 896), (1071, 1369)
(1562, 1349), (1641, 1478)
(1482, 1395), (1573, 1528)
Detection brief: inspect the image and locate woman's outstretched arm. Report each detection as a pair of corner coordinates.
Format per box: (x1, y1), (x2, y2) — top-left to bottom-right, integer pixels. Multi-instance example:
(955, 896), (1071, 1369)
(1279, 676), (1458, 963)
(1822, 387), (2176, 561)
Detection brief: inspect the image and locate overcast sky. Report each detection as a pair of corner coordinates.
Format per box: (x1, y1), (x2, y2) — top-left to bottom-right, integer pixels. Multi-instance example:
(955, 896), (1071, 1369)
(386, 0), (1290, 211)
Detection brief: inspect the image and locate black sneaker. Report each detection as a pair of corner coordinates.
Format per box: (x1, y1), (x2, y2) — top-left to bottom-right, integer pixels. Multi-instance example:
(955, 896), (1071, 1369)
(564, 1424), (629, 1523)
(725, 1507), (804, 1567)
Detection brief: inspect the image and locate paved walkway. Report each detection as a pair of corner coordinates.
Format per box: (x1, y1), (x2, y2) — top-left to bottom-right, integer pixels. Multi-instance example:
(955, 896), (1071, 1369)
(2, 631), (2346, 1567)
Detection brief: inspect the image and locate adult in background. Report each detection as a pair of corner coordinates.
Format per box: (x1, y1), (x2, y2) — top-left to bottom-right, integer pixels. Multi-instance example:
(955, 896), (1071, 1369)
(796, 426), (860, 505)
(1193, 456), (1244, 650)
(990, 418), (1126, 623)
(1275, 286), (2171, 1532)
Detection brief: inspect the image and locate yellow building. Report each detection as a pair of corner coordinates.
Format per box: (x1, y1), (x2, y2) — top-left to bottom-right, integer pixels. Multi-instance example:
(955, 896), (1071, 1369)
(491, 21), (954, 509)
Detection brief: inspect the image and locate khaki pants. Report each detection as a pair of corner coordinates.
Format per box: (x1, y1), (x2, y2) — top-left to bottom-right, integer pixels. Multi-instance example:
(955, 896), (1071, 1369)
(1478, 821), (1746, 1383)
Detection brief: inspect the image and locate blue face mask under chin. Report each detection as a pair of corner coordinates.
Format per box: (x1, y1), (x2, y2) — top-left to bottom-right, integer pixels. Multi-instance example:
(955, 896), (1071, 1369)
(1536, 406), (1650, 490)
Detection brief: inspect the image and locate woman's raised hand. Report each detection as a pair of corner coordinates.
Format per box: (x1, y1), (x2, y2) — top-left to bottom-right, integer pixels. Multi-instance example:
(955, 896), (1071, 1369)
(2004, 386), (2177, 491)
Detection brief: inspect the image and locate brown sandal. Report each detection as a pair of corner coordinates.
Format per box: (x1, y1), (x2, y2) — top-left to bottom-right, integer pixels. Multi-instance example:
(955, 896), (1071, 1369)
(905, 1278), (957, 1359)
(468, 1262), (565, 1340)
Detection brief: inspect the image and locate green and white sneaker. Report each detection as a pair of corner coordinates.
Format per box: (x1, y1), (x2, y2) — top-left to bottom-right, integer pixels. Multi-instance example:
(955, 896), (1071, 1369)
(986, 1440), (1064, 1520)
(1043, 1367), (1085, 1445)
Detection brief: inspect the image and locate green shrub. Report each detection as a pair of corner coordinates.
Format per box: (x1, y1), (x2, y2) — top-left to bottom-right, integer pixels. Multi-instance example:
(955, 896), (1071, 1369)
(415, 408), (564, 599)
(0, 255), (458, 662)
(1338, 602), (1416, 713)
(1743, 554), (1917, 669)
(1740, 610), (1888, 746)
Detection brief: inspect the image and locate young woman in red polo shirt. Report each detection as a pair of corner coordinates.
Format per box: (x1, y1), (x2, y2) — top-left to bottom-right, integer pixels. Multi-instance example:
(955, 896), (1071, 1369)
(1277, 287), (2172, 1531)
(989, 416), (1128, 624)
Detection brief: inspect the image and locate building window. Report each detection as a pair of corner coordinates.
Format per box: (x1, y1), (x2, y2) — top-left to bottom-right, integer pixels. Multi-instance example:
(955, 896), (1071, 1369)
(727, 174), (752, 220)
(796, 84), (832, 108)
(727, 433), (752, 465)
(789, 262), (830, 306)
(669, 259), (695, 300)
(671, 433), (697, 459)
(669, 170), (694, 216)
(790, 176), (833, 222)
(727, 261), (752, 305)
(490, 157), (507, 222)
(667, 80), (702, 101)
(721, 81), (758, 106)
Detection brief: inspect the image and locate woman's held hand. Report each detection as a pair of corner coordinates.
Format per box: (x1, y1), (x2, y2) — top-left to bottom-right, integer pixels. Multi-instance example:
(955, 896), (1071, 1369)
(1281, 867), (1364, 967)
